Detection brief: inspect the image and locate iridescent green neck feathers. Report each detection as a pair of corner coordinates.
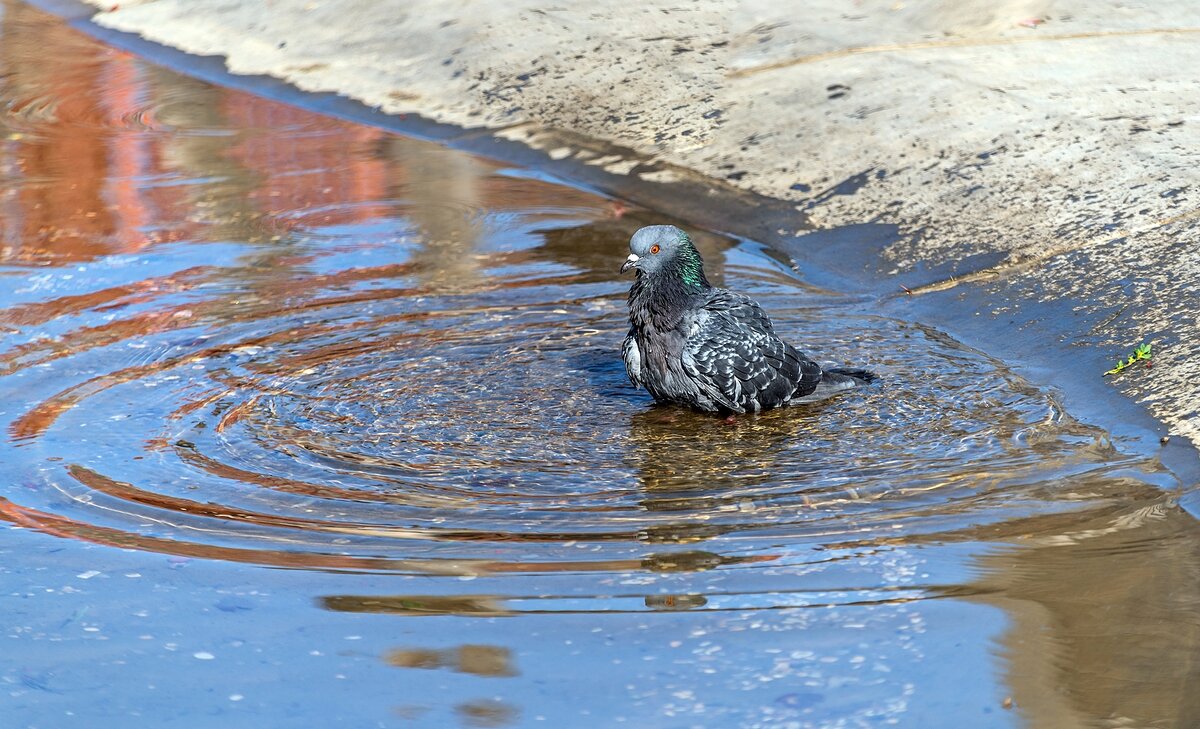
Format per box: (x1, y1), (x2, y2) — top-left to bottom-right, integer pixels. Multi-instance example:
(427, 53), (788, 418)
(674, 233), (708, 292)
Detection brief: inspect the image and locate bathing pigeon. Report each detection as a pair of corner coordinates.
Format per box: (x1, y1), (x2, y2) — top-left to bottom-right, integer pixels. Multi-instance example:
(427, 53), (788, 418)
(620, 225), (875, 413)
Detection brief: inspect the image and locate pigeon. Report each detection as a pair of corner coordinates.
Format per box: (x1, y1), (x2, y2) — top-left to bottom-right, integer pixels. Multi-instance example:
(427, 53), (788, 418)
(620, 225), (875, 413)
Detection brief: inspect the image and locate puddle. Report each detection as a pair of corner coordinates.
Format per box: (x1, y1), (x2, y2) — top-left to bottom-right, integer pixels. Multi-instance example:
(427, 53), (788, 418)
(2, 4), (1198, 727)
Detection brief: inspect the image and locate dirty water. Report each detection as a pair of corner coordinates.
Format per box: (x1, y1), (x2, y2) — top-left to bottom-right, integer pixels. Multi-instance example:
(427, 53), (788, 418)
(2, 4), (1199, 728)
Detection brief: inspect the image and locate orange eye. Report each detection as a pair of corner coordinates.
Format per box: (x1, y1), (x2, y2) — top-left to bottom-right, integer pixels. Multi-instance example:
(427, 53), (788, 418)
(650, 244), (661, 254)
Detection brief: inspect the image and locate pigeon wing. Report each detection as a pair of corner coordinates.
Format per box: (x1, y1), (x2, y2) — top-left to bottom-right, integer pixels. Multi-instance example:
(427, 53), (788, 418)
(622, 327), (644, 388)
(681, 291), (821, 411)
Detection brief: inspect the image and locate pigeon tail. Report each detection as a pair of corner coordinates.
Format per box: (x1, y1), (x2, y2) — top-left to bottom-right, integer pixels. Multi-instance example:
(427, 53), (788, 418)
(791, 366), (877, 403)
(823, 367), (877, 384)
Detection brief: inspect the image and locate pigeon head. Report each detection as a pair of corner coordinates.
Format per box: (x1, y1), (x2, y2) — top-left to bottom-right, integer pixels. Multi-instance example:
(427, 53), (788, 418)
(620, 225), (710, 291)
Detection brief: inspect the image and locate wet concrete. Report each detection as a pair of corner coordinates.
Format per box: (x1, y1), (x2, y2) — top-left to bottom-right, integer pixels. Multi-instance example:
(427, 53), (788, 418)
(65, 0), (1200, 454)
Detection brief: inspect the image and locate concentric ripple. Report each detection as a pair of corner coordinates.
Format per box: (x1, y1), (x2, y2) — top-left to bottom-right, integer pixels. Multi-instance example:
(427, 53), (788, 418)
(0, 10), (1173, 616)
(2, 193), (1163, 591)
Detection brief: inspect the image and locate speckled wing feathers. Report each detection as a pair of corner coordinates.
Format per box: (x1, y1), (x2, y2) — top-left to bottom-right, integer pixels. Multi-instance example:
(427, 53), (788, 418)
(681, 289), (821, 412)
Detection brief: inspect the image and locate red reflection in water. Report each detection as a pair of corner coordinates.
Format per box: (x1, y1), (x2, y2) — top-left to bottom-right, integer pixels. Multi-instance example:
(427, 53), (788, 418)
(1, 9), (119, 262)
(224, 99), (389, 229)
(0, 3), (395, 265)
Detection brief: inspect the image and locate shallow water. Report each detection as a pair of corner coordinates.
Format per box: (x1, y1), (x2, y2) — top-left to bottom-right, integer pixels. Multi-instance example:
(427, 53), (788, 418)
(3, 4), (1200, 728)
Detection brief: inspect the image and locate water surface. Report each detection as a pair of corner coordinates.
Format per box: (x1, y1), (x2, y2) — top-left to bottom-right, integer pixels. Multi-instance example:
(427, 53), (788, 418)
(2, 4), (1198, 728)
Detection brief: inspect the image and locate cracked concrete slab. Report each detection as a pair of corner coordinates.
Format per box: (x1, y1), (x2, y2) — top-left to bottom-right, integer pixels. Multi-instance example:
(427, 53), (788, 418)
(74, 0), (1200, 449)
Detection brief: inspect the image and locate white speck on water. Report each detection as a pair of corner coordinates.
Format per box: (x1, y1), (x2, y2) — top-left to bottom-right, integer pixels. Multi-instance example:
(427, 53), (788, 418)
(344, 635), (362, 641)
(229, 694), (244, 702)
(193, 651), (215, 660)
(76, 570), (101, 580)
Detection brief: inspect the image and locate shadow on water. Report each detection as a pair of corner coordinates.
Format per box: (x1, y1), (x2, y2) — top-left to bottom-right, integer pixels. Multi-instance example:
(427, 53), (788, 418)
(1, 2), (1198, 727)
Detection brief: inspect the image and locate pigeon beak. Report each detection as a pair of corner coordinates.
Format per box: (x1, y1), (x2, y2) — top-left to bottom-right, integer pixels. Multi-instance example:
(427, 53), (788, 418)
(619, 253), (640, 274)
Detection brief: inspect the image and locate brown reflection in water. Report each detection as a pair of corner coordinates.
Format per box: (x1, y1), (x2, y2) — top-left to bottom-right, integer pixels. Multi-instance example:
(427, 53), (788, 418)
(644, 594), (708, 611)
(628, 405), (832, 496)
(971, 497), (1200, 728)
(639, 550), (730, 572)
(393, 705), (431, 722)
(386, 645), (517, 678)
(143, 68), (263, 244)
(322, 595), (513, 618)
(456, 699), (519, 728)
(625, 405), (838, 546)
(321, 550), (778, 615)
(384, 136), (486, 290)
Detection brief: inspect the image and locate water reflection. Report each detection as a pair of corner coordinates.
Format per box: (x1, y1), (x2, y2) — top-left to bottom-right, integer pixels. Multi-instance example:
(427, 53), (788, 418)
(322, 595), (512, 618)
(644, 594), (708, 610)
(384, 136), (487, 290)
(1, 3), (144, 263)
(387, 645), (518, 677)
(973, 496), (1200, 728)
(456, 699), (519, 728)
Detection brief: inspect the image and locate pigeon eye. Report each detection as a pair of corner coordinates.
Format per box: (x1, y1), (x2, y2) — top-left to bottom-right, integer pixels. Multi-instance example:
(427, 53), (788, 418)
(650, 244), (661, 254)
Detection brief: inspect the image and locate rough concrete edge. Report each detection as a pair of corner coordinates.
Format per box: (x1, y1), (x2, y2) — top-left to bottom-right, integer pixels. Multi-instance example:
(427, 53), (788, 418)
(28, 0), (1200, 489)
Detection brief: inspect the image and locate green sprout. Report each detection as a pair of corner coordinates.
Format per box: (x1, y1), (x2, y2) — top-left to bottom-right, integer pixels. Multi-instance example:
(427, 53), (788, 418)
(1104, 342), (1152, 376)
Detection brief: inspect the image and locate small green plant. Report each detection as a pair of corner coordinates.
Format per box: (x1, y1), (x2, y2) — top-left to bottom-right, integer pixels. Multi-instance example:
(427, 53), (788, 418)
(1104, 342), (1152, 376)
